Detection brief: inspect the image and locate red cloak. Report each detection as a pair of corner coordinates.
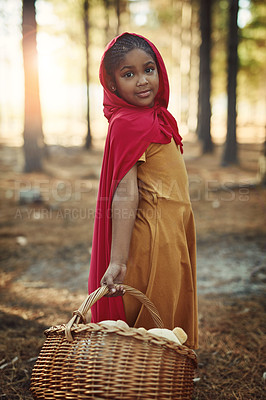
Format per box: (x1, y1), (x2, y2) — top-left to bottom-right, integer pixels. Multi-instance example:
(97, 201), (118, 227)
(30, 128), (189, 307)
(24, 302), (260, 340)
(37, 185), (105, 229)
(88, 32), (183, 322)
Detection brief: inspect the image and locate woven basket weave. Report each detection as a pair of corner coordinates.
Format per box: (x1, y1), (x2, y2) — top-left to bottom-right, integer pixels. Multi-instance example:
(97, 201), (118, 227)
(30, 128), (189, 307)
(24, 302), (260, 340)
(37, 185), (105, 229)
(30, 285), (197, 400)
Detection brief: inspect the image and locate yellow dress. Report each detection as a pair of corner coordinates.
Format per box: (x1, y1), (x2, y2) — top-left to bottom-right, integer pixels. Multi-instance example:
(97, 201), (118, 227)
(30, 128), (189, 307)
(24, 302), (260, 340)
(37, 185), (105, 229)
(123, 139), (198, 349)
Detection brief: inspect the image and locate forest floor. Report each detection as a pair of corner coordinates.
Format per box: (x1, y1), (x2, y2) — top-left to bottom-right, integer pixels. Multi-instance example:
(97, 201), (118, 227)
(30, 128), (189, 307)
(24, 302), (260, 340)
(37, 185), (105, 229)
(0, 139), (265, 400)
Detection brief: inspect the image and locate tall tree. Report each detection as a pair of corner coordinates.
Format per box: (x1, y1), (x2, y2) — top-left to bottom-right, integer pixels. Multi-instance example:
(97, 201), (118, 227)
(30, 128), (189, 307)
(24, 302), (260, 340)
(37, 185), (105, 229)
(103, 0), (111, 43)
(84, 0), (92, 149)
(115, 0), (121, 35)
(22, 0), (44, 171)
(222, 0), (239, 165)
(197, 0), (213, 153)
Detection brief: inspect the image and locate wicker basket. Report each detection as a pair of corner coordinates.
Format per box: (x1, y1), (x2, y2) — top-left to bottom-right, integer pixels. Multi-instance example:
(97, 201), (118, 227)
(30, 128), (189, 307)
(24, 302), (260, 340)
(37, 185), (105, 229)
(30, 285), (197, 400)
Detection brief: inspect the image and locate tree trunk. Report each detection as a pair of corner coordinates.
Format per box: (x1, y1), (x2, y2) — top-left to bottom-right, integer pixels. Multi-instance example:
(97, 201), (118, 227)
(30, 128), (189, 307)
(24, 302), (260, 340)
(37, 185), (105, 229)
(181, 1), (192, 131)
(84, 0), (92, 149)
(197, 0), (213, 153)
(115, 0), (120, 35)
(22, 0), (44, 172)
(171, 0), (182, 122)
(103, 0), (111, 44)
(222, 0), (239, 165)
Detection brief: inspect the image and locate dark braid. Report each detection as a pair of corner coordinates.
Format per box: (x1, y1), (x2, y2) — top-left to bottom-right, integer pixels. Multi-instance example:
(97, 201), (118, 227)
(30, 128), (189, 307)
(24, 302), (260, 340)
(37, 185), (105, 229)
(104, 33), (157, 78)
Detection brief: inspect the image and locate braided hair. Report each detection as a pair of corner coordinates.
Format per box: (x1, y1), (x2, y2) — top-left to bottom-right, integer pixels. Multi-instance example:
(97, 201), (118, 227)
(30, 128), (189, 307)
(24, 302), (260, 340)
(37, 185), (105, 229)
(104, 33), (158, 78)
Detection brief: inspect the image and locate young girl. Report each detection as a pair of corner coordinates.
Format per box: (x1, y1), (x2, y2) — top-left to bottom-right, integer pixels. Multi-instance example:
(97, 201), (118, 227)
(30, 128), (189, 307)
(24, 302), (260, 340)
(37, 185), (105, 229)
(88, 32), (198, 349)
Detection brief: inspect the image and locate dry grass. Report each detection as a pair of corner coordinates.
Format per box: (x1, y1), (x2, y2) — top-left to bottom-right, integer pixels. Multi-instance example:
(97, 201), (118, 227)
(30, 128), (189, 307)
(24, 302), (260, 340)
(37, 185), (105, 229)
(194, 295), (265, 399)
(0, 312), (44, 400)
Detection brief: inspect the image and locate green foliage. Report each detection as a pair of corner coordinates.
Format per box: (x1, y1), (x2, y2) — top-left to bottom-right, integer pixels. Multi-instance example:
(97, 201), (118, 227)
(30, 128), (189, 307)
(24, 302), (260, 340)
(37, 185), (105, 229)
(211, 0), (266, 99)
(238, 0), (266, 96)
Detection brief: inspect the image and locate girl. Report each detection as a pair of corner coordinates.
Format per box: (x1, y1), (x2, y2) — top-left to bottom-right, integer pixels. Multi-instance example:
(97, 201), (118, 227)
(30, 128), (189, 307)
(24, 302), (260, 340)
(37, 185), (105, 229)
(88, 32), (198, 349)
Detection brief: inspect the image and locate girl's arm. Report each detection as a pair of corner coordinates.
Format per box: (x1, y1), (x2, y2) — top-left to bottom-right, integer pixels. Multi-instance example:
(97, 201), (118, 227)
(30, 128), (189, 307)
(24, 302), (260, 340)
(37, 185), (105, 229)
(101, 164), (139, 295)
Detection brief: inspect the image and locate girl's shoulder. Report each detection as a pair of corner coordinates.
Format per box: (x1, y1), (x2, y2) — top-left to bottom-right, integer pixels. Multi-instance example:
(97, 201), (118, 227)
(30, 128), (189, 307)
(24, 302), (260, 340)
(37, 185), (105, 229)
(142, 139), (182, 164)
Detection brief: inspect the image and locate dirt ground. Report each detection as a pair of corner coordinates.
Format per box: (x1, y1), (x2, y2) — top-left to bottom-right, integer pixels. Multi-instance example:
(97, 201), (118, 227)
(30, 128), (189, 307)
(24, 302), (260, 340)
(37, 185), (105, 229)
(0, 139), (265, 400)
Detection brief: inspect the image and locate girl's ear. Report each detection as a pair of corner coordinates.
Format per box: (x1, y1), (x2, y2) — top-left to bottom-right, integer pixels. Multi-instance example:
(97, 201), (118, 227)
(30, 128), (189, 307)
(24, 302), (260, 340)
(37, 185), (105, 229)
(108, 79), (116, 92)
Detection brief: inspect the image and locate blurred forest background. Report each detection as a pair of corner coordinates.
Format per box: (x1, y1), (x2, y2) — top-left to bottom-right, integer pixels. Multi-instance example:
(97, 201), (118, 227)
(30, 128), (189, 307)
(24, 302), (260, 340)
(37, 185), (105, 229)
(0, 0), (265, 399)
(0, 0), (265, 165)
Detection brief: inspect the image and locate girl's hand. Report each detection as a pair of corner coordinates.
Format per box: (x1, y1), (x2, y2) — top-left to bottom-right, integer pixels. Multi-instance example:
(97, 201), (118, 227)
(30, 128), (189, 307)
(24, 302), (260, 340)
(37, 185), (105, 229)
(100, 262), (127, 296)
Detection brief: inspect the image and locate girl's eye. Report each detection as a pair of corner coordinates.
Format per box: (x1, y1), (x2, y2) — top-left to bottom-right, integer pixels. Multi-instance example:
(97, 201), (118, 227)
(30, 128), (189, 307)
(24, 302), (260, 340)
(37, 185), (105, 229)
(124, 72), (134, 78)
(145, 67), (154, 74)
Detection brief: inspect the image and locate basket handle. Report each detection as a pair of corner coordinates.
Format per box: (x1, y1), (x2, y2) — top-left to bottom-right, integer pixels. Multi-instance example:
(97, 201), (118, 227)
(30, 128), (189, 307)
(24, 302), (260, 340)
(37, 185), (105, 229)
(65, 284), (164, 341)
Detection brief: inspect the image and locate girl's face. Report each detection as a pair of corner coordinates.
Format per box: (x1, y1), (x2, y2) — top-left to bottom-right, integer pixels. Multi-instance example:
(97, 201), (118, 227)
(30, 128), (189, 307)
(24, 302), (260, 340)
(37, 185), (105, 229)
(111, 48), (159, 108)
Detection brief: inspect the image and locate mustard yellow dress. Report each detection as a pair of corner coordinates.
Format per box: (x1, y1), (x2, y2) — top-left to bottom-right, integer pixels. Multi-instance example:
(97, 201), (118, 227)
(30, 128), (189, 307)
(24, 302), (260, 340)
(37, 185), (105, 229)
(123, 139), (198, 349)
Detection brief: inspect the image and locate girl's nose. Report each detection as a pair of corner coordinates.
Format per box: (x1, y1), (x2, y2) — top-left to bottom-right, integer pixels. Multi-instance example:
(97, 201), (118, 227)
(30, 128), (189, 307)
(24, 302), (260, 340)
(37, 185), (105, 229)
(137, 75), (148, 86)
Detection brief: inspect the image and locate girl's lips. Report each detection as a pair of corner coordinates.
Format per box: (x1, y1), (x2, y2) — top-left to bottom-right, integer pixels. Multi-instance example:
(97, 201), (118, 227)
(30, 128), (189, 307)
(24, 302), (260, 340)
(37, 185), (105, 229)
(136, 90), (151, 98)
